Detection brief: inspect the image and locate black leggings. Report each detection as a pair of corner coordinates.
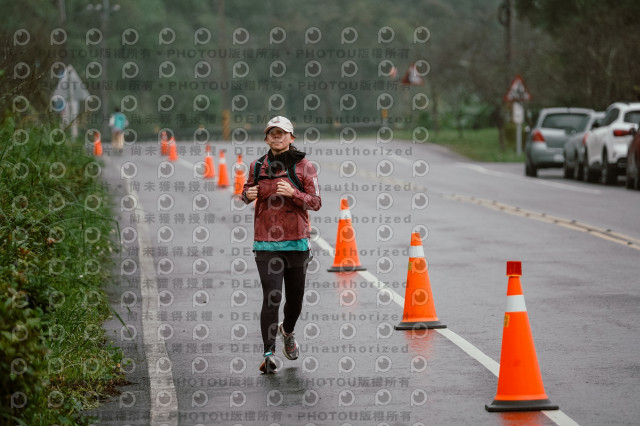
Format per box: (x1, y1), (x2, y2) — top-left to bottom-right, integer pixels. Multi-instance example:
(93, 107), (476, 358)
(255, 251), (310, 353)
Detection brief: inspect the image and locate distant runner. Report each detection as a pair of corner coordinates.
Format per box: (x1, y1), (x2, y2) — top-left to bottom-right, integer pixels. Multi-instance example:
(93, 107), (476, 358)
(109, 107), (128, 153)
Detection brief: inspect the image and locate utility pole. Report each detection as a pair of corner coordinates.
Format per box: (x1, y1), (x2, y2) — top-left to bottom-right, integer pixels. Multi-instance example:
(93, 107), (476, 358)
(497, 0), (515, 151)
(498, 0), (513, 82)
(57, 0), (66, 28)
(100, 0), (110, 138)
(57, 0), (68, 85)
(218, 0), (231, 140)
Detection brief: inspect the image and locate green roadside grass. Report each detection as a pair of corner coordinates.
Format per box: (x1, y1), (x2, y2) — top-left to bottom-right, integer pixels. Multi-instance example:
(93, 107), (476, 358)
(398, 127), (526, 163)
(1, 115), (125, 425)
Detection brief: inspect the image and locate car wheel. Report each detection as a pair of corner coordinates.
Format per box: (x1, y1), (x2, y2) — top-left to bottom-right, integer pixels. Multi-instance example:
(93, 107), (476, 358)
(601, 151), (617, 185)
(525, 160), (537, 177)
(573, 151), (584, 181)
(563, 153), (573, 179)
(583, 149), (598, 183)
(628, 156), (639, 190)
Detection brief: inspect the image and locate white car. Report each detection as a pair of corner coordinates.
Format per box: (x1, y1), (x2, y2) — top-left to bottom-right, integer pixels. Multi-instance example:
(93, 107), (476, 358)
(583, 102), (640, 184)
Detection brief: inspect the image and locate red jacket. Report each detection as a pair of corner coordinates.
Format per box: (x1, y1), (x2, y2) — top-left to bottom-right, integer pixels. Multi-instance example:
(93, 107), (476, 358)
(242, 156), (321, 242)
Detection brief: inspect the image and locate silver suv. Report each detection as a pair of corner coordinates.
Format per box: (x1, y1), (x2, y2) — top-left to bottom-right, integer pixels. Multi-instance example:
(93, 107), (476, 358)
(583, 102), (640, 184)
(563, 111), (605, 180)
(525, 107), (594, 177)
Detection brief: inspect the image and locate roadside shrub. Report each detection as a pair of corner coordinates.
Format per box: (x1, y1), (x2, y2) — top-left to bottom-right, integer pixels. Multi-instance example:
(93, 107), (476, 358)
(0, 113), (123, 425)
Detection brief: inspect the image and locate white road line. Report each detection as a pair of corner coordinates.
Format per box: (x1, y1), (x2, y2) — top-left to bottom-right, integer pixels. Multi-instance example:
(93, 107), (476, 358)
(542, 411), (581, 426)
(314, 233), (579, 426)
(127, 184), (179, 425)
(312, 234), (335, 256)
(456, 163), (601, 195)
(434, 328), (500, 376)
(176, 156), (195, 171)
(364, 141), (597, 195)
(358, 270), (406, 307)
(175, 156), (235, 194)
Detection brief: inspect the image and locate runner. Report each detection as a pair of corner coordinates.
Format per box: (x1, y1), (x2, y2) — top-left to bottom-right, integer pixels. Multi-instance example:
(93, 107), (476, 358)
(241, 116), (322, 373)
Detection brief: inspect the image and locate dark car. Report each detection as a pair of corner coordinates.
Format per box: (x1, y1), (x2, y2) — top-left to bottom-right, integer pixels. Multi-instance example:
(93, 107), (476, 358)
(626, 128), (640, 189)
(525, 107), (594, 177)
(563, 111), (605, 180)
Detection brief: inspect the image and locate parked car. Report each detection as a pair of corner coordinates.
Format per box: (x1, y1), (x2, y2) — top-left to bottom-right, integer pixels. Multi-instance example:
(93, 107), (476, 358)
(525, 107), (594, 177)
(626, 128), (640, 190)
(582, 102), (640, 184)
(563, 111), (605, 180)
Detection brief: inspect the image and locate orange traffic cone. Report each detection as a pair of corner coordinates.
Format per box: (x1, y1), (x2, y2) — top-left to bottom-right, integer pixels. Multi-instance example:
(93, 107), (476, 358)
(233, 155), (246, 195)
(395, 232), (446, 330)
(327, 198), (366, 272)
(203, 143), (215, 179)
(160, 131), (169, 156)
(217, 150), (230, 187)
(485, 261), (559, 412)
(168, 137), (178, 162)
(93, 132), (103, 157)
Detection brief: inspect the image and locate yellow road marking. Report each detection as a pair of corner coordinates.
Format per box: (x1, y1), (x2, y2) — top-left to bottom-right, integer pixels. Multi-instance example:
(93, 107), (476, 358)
(442, 194), (640, 251)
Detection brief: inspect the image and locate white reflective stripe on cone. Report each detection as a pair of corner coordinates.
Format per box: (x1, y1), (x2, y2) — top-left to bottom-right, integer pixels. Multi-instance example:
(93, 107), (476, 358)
(339, 209), (352, 220)
(505, 294), (527, 313)
(408, 245), (425, 258)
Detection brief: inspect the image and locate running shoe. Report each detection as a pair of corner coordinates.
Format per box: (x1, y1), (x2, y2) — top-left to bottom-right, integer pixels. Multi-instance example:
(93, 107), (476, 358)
(278, 322), (299, 360)
(259, 351), (278, 374)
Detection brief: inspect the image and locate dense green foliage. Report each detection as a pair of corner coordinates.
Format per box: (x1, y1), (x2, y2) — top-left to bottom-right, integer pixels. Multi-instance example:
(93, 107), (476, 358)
(516, 0), (640, 109)
(0, 115), (124, 425)
(3, 0), (637, 143)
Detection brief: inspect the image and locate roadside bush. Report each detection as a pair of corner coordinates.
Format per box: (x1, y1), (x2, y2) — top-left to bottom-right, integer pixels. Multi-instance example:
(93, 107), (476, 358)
(503, 122), (527, 151)
(0, 113), (123, 425)
(0, 282), (45, 425)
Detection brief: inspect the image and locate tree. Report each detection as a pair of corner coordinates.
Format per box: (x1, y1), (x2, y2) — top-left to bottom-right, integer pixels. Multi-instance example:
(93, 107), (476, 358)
(515, 0), (640, 108)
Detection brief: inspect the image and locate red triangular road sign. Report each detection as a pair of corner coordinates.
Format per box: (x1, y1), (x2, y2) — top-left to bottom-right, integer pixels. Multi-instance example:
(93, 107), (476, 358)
(504, 74), (532, 102)
(402, 64), (424, 86)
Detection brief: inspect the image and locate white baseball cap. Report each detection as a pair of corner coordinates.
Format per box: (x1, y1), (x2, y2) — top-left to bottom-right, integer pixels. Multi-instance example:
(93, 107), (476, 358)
(264, 116), (295, 137)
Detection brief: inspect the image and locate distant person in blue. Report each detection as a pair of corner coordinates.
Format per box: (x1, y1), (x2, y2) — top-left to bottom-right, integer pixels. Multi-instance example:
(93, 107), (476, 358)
(109, 108), (128, 153)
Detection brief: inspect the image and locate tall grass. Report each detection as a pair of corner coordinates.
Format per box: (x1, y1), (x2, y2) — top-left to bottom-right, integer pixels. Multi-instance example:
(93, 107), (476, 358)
(398, 127), (526, 162)
(0, 114), (124, 425)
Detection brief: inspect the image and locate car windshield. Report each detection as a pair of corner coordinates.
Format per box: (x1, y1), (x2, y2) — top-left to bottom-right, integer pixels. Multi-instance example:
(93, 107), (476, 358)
(541, 113), (590, 132)
(623, 110), (640, 124)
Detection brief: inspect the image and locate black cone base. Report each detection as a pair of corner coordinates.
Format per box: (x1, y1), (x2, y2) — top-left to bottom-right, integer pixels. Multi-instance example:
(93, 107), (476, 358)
(327, 265), (366, 272)
(485, 398), (559, 412)
(394, 320), (446, 330)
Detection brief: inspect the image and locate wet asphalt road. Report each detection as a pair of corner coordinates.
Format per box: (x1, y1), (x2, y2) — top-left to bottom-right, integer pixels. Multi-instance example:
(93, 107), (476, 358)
(89, 137), (640, 426)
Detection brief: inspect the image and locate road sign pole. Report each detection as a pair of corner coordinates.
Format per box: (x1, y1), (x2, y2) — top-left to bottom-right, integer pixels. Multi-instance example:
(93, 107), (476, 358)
(71, 99), (79, 138)
(512, 101), (524, 156)
(516, 122), (522, 156)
